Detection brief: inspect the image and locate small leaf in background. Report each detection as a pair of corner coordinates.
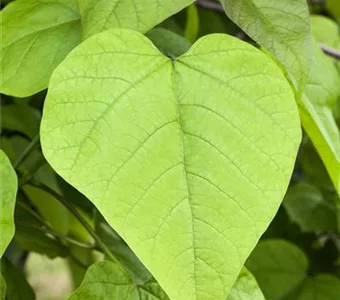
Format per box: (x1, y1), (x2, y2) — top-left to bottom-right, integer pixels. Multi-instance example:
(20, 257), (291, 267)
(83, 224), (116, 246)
(1, 259), (35, 300)
(41, 29), (301, 300)
(226, 268), (264, 300)
(76, 0), (195, 40)
(0, 104), (41, 139)
(311, 15), (340, 48)
(0, 273), (6, 300)
(95, 214), (151, 285)
(221, 0), (312, 93)
(283, 182), (338, 232)
(146, 28), (192, 58)
(299, 39), (340, 197)
(326, 0), (340, 23)
(69, 262), (265, 300)
(184, 4), (199, 43)
(68, 261), (139, 300)
(0, 0), (81, 97)
(246, 239), (340, 300)
(246, 239), (307, 300)
(0, 150), (18, 257)
(22, 185), (70, 235)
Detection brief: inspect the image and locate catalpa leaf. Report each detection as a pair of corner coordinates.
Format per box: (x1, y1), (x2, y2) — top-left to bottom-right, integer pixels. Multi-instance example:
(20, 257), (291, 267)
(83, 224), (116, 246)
(0, 0), (81, 97)
(41, 29), (301, 300)
(227, 268), (264, 300)
(299, 40), (340, 196)
(221, 0), (312, 93)
(76, 0), (195, 40)
(246, 239), (340, 300)
(0, 151), (18, 257)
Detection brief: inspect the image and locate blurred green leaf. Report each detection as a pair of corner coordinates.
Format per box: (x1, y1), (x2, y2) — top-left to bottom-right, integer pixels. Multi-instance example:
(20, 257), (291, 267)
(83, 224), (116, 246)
(246, 239), (307, 300)
(184, 4), (199, 43)
(147, 28), (192, 58)
(0, 104), (40, 139)
(22, 185), (70, 235)
(0, 150), (18, 257)
(0, 273), (6, 300)
(246, 239), (340, 300)
(15, 225), (69, 258)
(1, 258), (35, 300)
(283, 182), (338, 232)
(326, 0), (340, 23)
(311, 15), (340, 48)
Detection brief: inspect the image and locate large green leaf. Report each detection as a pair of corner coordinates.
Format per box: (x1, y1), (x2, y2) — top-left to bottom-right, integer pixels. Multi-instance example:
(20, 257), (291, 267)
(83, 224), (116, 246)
(298, 40), (340, 196)
(41, 29), (301, 300)
(283, 182), (338, 232)
(0, 150), (18, 257)
(221, 0), (312, 93)
(0, 0), (81, 97)
(226, 268), (264, 300)
(76, 0), (195, 40)
(246, 239), (340, 300)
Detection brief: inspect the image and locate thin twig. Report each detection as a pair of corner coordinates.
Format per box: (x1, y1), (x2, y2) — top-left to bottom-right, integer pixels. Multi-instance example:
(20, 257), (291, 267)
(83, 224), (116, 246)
(319, 43), (340, 59)
(26, 179), (119, 263)
(14, 134), (40, 169)
(16, 221), (95, 249)
(196, 0), (223, 12)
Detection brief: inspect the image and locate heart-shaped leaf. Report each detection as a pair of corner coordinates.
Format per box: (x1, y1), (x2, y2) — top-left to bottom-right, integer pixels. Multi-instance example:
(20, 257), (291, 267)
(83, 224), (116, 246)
(41, 29), (301, 300)
(0, 150), (18, 257)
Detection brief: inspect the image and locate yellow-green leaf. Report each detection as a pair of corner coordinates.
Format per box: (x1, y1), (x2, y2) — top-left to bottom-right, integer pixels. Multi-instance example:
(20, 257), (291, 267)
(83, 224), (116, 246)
(41, 29), (301, 300)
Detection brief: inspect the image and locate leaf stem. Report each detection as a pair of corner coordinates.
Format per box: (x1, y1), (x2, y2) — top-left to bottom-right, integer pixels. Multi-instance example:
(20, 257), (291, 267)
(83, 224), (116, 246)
(195, 0), (223, 12)
(26, 179), (118, 263)
(319, 43), (340, 59)
(14, 134), (40, 169)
